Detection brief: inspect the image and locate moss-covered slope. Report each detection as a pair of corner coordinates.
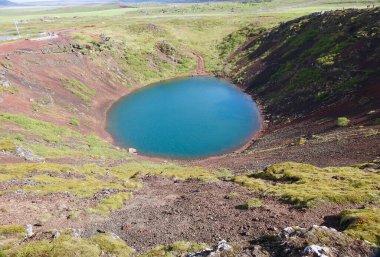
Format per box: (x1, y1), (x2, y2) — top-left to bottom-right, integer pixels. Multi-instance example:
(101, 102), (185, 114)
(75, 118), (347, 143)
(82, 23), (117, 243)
(225, 8), (380, 122)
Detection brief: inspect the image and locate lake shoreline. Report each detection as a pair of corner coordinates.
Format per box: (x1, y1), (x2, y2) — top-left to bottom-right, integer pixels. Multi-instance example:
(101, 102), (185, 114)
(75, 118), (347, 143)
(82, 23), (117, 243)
(103, 73), (266, 162)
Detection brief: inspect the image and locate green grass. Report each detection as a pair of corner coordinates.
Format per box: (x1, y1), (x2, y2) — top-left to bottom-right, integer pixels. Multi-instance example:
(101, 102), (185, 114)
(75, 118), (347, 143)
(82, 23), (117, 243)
(139, 241), (209, 257)
(63, 79), (96, 103)
(339, 208), (380, 245)
(0, 113), (127, 159)
(234, 162), (380, 208)
(69, 117), (80, 126)
(0, 140), (16, 152)
(243, 198), (263, 209)
(0, 225), (25, 239)
(2, 234), (134, 257)
(0, 86), (19, 94)
(87, 192), (133, 216)
(337, 117), (350, 127)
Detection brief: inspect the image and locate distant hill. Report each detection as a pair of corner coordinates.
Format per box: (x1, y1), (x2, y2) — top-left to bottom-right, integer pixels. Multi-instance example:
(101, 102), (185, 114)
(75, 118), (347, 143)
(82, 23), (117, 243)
(0, 0), (15, 6)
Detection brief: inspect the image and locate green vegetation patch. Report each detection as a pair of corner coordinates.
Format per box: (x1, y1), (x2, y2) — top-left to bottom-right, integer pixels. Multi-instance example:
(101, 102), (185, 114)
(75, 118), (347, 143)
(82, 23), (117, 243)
(0, 113), (127, 159)
(2, 234), (134, 257)
(111, 162), (217, 181)
(337, 117), (350, 127)
(0, 163), (139, 198)
(63, 79), (96, 103)
(0, 225), (25, 239)
(339, 208), (380, 245)
(234, 162), (380, 208)
(69, 118), (80, 126)
(0, 85), (19, 94)
(88, 192), (132, 216)
(243, 198), (263, 209)
(140, 241), (209, 257)
(0, 140), (16, 152)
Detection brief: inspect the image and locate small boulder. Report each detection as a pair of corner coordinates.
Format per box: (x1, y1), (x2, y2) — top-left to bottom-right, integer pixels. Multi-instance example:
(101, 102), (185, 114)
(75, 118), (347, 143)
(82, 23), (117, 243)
(128, 148), (137, 154)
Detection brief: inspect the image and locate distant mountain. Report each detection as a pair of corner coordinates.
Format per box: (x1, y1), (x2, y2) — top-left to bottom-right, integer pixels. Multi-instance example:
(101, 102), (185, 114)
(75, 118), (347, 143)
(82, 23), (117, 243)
(0, 0), (16, 6)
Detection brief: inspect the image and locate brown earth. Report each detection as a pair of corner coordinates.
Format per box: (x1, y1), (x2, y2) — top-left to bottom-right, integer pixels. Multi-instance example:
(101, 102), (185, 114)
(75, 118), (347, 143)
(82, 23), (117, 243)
(81, 175), (360, 252)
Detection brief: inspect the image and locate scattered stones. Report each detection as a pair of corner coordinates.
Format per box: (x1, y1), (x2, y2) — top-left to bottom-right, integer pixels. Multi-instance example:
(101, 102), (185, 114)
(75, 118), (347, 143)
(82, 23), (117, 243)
(16, 146), (45, 162)
(0, 74), (10, 89)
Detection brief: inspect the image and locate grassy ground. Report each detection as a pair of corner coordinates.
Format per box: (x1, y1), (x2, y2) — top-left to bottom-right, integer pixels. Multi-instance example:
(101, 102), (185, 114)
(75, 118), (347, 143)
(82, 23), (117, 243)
(234, 162), (380, 208)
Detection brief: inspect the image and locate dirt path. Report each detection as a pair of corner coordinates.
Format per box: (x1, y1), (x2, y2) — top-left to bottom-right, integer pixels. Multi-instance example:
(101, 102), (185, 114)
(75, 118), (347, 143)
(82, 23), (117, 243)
(196, 54), (206, 75)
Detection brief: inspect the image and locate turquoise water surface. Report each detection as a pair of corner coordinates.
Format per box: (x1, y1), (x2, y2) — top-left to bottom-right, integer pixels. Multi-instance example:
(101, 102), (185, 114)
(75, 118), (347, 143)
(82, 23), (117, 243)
(107, 76), (261, 159)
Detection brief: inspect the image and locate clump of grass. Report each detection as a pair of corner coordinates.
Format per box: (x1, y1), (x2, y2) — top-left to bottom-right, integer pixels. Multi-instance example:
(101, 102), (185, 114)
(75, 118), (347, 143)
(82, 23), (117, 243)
(338, 208), (380, 245)
(0, 225), (25, 239)
(337, 117), (350, 127)
(140, 241), (209, 257)
(63, 79), (96, 103)
(298, 137), (307, 145)
(87, 192), (132, 216)
(3, 234), (134, 257)
(0, 85), (19, 94)
(225, 191), (239, 199)
(243, 198), (262, 209)
(369, 118), (380, 125)
(234, 162), (380, 208)
(0, 140), (16, 152)
(90, 234), (135, 257)
(69, 118), (80, 126)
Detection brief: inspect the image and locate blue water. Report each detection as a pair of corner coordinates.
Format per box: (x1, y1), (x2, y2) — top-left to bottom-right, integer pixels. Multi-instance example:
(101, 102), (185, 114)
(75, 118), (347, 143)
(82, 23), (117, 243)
(107, 76), (261, 159)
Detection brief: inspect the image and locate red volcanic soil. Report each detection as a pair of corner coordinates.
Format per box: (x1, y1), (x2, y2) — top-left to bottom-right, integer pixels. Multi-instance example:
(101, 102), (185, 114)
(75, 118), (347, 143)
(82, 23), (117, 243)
(0, 32), (131, 141)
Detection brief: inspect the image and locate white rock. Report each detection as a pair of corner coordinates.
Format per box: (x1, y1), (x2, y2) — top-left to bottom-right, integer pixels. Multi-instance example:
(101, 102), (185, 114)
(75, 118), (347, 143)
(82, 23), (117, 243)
(303, 245), (330, 257)
(284, 227), (295, 234)
(128, 148), (137, 154)
(217, 240), (232, 252)
(26, 224), (33, 238)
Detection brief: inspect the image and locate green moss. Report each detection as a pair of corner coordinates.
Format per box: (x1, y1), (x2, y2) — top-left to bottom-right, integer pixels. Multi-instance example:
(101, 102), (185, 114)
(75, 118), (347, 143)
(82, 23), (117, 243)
(0, 225), (25, 239)
(88, 192), (132, 216)
(0, 85), (19, 94)
(3, 234), (134, 257)
(63, 79), (96, 103)
(298, 137), (307, 145)
(339, 208), (380, 245)
(369, 118), (380, 125)
(0, 113), (127, 159)
(90, 234), (135, 257)
(235, 162), (380, 208)
(69, 118), (80, 126)
(337, 117), (350, 127)
(0, 163), (138, 198)
(0, 140), (16, 152)
(225, 191), (239, 199)
(243, 198), (262, 209)
(110, 162), (217, 181)
(290, 68), (322, 89)
(139, 241), (209, 257)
